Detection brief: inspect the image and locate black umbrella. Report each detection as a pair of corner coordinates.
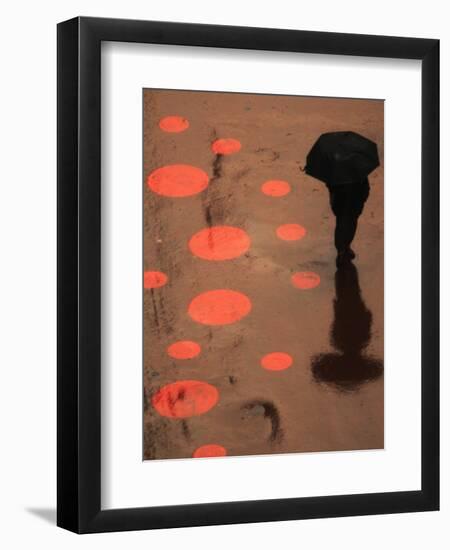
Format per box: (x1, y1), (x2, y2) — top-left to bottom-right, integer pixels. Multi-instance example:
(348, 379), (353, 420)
(304, 131), (379, 186)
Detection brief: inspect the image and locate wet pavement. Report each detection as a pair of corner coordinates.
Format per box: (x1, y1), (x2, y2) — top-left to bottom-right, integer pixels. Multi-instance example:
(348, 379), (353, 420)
(143, 89), (384, 460)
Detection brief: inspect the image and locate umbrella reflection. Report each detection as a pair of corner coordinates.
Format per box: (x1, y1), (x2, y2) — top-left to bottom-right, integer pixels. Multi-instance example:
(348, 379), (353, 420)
(311, 263), (383, 392)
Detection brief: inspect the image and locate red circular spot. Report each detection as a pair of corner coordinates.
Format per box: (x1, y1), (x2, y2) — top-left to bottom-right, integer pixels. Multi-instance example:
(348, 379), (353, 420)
(261, 352), (293, 371)
(159, 115), (189, 133)
(152, 380), (219, 418)
(261, 180), (291, 197)
(276, 224), (307, 241)
(167, 340), (201, 360)
(147, 165), (209, 197)
(291, 271), (321, 289)
(189, 226), (250, 261)
(144, 271), (168, 289)
(188, 289), (252, 325)
(193, 444), (227, 458)
(211, 138), (241, 155)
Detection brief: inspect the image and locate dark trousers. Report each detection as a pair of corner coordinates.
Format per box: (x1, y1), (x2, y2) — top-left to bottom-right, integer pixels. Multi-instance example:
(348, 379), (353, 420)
(328, 179), (370, 252)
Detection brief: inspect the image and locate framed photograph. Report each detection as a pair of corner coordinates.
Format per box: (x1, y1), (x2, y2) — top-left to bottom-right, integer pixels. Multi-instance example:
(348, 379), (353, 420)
(57, 17), (439, 533)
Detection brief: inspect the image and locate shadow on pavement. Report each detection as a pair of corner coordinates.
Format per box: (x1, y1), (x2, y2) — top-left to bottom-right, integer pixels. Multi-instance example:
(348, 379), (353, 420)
(311, 262), (383, 392)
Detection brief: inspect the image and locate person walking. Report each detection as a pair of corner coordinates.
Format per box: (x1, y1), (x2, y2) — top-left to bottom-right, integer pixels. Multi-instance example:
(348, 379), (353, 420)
(304, 131), (379, 267)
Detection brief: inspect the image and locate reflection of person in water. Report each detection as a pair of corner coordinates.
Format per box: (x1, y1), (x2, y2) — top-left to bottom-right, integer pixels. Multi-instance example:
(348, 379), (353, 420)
(311, 262), (383, 392)
(327, 177), (370, 267)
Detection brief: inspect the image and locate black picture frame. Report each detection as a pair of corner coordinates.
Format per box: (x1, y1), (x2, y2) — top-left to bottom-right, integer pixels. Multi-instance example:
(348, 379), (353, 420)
(57, 16), (439, 533)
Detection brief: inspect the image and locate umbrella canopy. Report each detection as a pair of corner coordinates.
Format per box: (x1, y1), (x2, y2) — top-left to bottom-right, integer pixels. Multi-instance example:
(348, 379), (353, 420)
(305, 131), (379, 186)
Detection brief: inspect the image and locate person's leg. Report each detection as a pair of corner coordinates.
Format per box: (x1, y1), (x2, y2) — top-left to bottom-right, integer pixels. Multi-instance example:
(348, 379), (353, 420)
(343, 181), (370, 249)
(335, 214), (358, 253)
(331, 181), (370, 264)
(329, 186), (354, 253)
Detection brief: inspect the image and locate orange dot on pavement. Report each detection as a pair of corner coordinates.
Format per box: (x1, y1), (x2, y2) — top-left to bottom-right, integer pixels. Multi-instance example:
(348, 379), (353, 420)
(188, 289), (252, 326)
(189, 226), (250, 261)
(152, 380), (219, 418)
(276, 224), (307, 241)
(291, 271), (321, 289)
(211, 138), (241, 155)
(261, 352), (293, 371)
(261, 180), (291, 197)
(193, 444), (227, 458)
(167, 340), (201, 360)
(159, 115), (189, 133)
(147, 165), (209, 197)
(144, 271), (168, 289)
